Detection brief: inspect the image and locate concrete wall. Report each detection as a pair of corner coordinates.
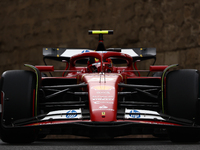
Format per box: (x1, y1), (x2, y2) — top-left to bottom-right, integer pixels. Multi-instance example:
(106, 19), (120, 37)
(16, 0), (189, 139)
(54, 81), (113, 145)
(1, 0), (200, 74)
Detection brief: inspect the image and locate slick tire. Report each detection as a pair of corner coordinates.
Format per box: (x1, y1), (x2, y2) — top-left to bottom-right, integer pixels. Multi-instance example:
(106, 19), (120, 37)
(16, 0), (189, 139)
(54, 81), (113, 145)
(168, 128), (200, 143)
(0, 70), (37, 143)
(166, 69), (200, 142)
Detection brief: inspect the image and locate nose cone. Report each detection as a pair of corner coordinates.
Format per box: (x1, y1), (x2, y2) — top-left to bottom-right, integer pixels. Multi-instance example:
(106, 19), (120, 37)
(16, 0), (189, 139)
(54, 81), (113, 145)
(82, 73), (122, 122)
(89, 84), (116, 121)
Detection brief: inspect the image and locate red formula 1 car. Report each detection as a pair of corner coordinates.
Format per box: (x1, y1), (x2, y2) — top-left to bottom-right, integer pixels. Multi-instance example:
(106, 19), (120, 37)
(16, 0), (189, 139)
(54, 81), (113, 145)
(0, 30), (200, 143)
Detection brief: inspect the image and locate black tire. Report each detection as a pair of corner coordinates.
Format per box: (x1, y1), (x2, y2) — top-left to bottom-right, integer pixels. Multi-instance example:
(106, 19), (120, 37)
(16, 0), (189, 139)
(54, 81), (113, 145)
(166, 69), (200, 142)
(168, 128), (200, 143)
(0, 70), (37, 143)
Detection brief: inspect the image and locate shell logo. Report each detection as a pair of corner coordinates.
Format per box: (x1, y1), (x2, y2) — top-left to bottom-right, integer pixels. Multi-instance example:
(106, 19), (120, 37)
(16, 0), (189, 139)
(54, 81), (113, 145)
(91, 85), (114, 90)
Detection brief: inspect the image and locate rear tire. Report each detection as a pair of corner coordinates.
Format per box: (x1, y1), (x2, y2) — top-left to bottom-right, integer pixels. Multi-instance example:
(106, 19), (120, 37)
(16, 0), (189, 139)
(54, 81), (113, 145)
(0, 70), (37, 143)
(166, 69), (200, 142)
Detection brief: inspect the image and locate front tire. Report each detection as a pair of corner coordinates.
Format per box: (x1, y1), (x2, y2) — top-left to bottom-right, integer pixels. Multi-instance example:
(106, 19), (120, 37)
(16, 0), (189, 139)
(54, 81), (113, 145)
(168, 128), (200, 143)
(166, 69), (200, 142)
(0, 70), (37, 143)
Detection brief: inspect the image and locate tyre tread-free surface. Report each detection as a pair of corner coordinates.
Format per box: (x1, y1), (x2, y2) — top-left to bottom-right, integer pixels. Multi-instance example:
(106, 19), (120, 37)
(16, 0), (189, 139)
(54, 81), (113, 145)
(166, 69), (199, 120)
(0, 70), (36, 143)
(166, 69), (200, 142)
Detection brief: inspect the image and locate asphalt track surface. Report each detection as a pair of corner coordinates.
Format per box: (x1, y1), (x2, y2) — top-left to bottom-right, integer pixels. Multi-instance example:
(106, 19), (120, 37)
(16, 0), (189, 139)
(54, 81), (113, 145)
(1, 137), (200, 150)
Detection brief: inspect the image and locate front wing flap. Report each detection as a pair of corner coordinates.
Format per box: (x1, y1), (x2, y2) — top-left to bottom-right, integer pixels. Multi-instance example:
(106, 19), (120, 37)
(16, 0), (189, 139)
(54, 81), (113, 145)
(4, 109), (197, 129)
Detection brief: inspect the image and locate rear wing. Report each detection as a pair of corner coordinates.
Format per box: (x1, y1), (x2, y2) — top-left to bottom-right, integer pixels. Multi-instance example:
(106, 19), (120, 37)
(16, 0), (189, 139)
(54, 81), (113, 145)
(118, 48), (156, 62)
(43, 48), (94, 62)
(43, 47), (156, 63)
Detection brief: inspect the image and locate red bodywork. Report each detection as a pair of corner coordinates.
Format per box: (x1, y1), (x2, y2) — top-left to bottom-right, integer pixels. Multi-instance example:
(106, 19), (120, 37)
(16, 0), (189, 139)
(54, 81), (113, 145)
(35, 52), (169, 125)
(20, 50), (188, 139)
(66, 52), (134, 122)
(2, 30), (200, 143)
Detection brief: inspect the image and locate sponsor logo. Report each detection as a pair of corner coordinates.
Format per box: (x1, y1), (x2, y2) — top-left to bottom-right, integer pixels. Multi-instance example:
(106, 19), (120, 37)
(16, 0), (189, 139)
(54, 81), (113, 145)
(81, 50), (90, 53)
(66, 110), (77, 118)
(93, 101), (114, 104)
(91, 85), (115, 90)
(92, 95), (113, 98)
(99, 105), (108, 109)
(96, 51), (107, 53)
(96, 91), (110, 94)
(92, 98), (114, 101)
(129, 110), (140, 118)
(93, 109), (114, 111)
(92, 95), (114, 101)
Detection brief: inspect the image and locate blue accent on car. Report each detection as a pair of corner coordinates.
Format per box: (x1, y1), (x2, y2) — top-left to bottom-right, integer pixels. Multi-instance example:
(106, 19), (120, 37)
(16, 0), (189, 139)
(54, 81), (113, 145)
(81, 50), (90, 53)
(129, 110), (140, 118)
(96, 51), (107, 53)
(66, 110), (77, 118)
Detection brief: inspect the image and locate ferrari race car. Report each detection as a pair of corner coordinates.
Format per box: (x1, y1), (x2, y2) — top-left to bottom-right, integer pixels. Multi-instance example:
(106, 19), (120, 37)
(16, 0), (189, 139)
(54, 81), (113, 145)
(0, 30), (200, 143)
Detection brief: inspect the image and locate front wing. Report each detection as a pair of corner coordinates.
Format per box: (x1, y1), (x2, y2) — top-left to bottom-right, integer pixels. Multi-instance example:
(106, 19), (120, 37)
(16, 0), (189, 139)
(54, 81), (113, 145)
(2, 109), (200, 137)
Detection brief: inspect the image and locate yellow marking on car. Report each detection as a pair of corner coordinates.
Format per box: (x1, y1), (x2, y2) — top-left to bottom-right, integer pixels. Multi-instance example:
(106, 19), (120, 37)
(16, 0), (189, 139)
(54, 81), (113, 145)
(118, 74), (123, 81)
(81, 74), (87, 81)
(140, 48), (143, 50)
(57, 48), (59, 50)
(92, 31), (109, 34)
(46, 48), (48, 50)
(95, 58), (99, 62)
(57, 54), (59, 57)
(140, 54), (143, 57)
